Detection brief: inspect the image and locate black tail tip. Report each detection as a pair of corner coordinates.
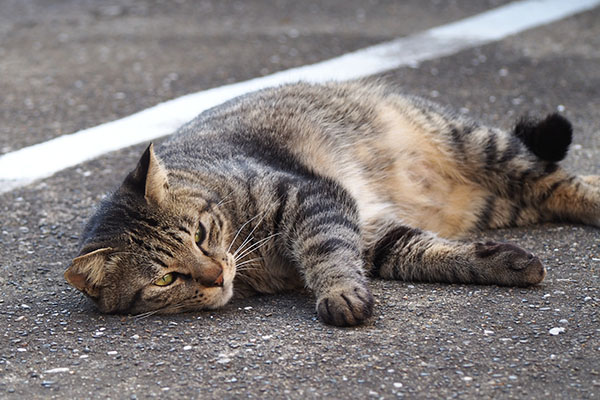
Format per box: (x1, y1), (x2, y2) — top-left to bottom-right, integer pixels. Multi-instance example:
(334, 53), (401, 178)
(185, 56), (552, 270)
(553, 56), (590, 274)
(514, 113), (573, 162)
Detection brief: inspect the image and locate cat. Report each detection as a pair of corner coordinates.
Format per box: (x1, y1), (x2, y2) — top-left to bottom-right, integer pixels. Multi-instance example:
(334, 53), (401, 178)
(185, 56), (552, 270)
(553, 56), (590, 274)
(64, 80), (600, 326)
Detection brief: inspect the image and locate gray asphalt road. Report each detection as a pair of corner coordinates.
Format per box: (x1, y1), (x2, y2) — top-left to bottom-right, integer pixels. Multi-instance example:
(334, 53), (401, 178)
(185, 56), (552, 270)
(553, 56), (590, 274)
(1, 1), (599, 399)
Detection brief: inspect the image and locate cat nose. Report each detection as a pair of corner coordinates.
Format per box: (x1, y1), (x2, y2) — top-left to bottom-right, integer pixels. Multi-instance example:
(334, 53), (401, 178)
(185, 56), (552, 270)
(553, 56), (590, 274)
(212, 272), (224, 287)
(197, 263), (224, 288)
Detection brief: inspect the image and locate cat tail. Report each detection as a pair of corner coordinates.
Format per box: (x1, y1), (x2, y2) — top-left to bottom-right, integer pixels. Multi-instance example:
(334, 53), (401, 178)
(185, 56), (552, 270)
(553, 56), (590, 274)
(513, 113), (572, 162)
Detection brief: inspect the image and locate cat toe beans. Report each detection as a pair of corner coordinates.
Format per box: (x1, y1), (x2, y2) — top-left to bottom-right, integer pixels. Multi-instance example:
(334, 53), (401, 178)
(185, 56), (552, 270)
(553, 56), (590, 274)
(316, 285), (374, 326)
(473, 241), (546, 287)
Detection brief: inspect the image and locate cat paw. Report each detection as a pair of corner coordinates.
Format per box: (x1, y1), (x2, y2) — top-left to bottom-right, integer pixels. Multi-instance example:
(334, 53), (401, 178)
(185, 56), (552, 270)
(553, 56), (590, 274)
(316, 284), (374, 326)
(474, 241), (546, 287)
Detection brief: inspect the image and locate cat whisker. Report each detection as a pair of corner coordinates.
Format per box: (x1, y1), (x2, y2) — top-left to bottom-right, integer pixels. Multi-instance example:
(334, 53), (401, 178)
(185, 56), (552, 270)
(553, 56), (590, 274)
(235, 269), (258, 275)
(216, 198), (234, 208)
(236, 260), (261, 267)
(234, 230), (280, 259)
(132, 309), (161, 321)
(226, 212), (265, 253)
(234, 233), (280, 262)
(231, 201), (280, 258)
(232, 234), (255, 260)
(232, 210), (272, 259)
(132, 301), (188, 320)
(216, 189), (235, 206)
(170, 303), (189, 312)
(235, 257), (263, 270)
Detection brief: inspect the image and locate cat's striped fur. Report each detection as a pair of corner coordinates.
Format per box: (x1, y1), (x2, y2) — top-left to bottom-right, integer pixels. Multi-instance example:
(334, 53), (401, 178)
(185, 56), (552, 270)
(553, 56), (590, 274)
(65, 81), (600, 326)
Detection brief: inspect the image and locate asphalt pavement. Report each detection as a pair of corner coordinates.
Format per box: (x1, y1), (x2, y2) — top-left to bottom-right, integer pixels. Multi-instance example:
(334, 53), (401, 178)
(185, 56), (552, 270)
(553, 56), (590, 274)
(0, 1), (599, 399)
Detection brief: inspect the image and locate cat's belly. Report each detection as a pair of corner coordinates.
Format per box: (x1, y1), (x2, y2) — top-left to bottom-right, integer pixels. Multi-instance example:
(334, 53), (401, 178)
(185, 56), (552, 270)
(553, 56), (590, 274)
(285, 98), (490, 238)
(338, 165), (488, 238)
(384, 174), (488, 238)
(342, 104), (489, 238)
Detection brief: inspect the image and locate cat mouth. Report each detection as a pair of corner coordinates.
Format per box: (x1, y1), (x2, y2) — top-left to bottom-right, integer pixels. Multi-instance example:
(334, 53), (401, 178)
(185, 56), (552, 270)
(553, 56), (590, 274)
(205, 262), (235, 309)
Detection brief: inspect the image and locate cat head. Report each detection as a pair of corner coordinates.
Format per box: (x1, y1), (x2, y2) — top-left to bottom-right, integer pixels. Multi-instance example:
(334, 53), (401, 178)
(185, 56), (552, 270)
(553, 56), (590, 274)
(64, 144), (236, 314)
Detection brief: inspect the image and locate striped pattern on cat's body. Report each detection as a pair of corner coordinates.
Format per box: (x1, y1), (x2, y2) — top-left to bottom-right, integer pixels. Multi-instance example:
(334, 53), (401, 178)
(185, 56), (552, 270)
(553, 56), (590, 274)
(65, 81), (600, 326)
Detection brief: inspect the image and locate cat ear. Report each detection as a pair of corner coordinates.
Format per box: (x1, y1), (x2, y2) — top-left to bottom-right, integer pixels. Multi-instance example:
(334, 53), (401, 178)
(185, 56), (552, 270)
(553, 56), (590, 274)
(64, 247), (112, 298)
(124, 143), (169, 204)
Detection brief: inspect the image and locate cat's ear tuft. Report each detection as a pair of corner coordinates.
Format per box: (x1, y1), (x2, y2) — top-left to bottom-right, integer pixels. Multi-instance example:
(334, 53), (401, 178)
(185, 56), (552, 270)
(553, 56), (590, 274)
(124, 143), (169, 204)
(64, 247), (112, 298)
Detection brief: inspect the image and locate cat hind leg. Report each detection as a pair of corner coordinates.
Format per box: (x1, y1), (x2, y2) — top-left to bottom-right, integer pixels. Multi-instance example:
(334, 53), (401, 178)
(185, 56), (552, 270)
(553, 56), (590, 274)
(485, 113), (599, 229)
(531, 171), (600, 227)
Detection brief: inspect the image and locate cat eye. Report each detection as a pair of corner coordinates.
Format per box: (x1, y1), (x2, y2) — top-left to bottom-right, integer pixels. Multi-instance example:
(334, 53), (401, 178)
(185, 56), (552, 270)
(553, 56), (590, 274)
(155, 273), (175, 286)
(194, 223), (206, 245)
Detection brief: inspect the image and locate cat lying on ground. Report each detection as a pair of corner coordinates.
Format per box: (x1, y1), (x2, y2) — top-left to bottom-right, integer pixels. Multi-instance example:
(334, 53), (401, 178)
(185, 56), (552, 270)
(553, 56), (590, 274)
(65, 81), (599, 326)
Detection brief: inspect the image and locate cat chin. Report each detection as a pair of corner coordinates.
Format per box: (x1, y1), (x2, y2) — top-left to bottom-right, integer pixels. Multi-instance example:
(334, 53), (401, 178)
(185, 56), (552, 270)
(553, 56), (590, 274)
(213, 263), (236, 308)
(205, 265), (235, 309)
(205, 283), (234, 309)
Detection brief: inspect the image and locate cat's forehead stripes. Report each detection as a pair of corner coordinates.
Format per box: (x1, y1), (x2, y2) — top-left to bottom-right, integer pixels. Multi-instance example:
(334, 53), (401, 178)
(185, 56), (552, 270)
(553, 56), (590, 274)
(118, 200), (162, 229)
(128, 233), (177, 261)
(178, 225), (192, 236)
(151, 256), (169, 269)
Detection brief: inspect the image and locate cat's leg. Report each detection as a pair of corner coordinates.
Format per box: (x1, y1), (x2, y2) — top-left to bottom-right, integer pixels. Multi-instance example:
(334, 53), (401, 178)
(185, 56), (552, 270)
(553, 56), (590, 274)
(471, 170), (600, 230)
(496, 112), (600, 227)
(523, 169), (600, 227)
(364, 220), (546, 286)
(277, 180), (374, 326)
(451, 113), (600, 229)
(506, 115), (600, 226)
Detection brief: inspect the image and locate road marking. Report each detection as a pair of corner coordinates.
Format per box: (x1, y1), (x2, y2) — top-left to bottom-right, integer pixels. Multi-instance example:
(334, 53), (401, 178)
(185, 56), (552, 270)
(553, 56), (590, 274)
(1, 0), (598, 193)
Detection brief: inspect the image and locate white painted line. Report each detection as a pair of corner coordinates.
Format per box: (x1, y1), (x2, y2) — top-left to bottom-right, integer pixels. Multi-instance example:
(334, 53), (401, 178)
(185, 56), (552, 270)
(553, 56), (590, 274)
(1, 0), (598, 193)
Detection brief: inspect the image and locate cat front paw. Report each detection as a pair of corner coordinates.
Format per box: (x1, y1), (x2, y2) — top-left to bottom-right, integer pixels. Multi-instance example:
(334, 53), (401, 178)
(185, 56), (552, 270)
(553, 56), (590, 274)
(316, 284), (374, 326)
(474, 241), (546, 286)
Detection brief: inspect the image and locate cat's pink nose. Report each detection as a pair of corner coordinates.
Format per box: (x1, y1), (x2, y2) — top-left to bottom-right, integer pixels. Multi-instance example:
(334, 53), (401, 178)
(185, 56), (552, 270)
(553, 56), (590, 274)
(198, 264), (223, 287)
(213, 272), (224, 287)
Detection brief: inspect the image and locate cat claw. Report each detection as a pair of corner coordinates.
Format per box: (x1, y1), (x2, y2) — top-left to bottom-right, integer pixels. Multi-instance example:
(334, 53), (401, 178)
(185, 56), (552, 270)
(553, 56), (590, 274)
(316, 285), (374, 326)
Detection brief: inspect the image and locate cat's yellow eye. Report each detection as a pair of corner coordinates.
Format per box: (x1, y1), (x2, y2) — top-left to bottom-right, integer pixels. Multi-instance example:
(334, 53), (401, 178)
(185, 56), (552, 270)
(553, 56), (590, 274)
(155, 273), (175, 287)
(195, 224), (206, 245)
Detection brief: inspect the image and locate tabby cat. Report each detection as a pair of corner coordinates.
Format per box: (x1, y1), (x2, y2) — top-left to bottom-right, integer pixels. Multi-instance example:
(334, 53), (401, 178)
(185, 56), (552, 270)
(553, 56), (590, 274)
(65, 81), (600, 326)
